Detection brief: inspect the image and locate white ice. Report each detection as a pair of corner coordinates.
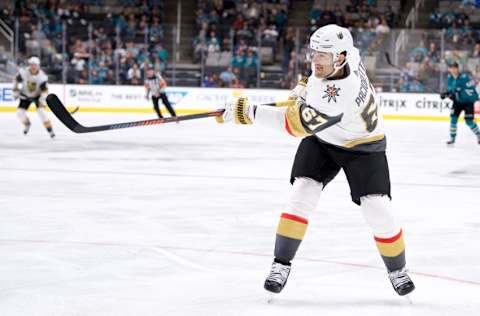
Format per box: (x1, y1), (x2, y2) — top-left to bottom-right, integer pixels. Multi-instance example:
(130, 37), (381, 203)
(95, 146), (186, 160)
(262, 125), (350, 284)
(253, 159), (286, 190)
(1, 112), (479, 316)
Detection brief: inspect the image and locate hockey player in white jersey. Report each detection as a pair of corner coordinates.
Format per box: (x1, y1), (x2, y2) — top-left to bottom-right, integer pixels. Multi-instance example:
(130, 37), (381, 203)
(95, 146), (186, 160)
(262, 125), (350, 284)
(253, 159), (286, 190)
(216, 24), (415, 297)
(13, 56), (55, 138)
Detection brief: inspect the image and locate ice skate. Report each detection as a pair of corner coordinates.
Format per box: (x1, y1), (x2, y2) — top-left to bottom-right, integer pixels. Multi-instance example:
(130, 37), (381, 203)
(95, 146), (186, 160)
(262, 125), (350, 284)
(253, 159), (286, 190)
(446, 139), (455, 146)
(23, 122), (31, 135)
(264, 261), (291, 294)
(388, 267), (415, 296)
(46, 128), (55, 138)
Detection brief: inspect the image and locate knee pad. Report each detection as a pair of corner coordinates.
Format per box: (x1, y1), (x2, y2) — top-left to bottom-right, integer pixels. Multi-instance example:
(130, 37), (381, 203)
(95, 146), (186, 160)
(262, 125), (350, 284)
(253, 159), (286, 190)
(465, 118), (476, 128)
(17, 108), (29, 123)
(360, 194), (400, 238)
(285, 177), (323, 219)
(36, 106), (49, 123)
(17, 108), (27, 118)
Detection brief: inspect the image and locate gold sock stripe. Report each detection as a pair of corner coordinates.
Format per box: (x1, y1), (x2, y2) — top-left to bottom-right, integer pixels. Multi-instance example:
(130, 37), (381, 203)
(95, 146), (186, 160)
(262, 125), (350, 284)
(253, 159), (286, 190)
(43, 121), (52, 129)
(276, 213), (308, 240)
(375, 230), (405, 257)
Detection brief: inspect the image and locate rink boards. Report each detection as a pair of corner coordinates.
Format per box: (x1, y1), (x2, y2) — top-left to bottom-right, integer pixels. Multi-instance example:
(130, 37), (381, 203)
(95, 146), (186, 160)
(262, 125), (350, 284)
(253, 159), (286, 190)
(1, 83), (479, 121)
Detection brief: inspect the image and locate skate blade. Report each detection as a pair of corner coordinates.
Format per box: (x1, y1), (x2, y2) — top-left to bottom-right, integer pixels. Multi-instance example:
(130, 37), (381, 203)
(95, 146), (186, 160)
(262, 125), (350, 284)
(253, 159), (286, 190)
(404, 294), (413, 305)
(266, 293), (275, 304)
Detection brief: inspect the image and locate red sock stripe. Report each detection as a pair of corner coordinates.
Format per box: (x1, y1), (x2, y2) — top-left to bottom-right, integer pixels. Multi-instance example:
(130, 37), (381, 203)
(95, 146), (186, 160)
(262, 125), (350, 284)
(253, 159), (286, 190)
(281, 213), (308, 224)
(374, 229), (403, 243)
(285, 117), (295, 136)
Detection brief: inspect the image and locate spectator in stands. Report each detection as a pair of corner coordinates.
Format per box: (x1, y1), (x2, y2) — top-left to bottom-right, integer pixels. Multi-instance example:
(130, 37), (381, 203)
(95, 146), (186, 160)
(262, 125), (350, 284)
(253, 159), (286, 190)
(237, 24), (254, 43)
(209, 9), (220, 25)
(234, 39), (248, 55)
(271, 8), (288, 37)
(138, 14), (149, 37)
(127, 62), (142, 85)
(196, 8), (209, 28)
(104, 69), (116, 85)
(97, 61), (109, 80)
(426, 42), (440, 64)
(232, 14), (245, 32)
(429, 9), (442, 28)
(310, 1), (323, 30)
(245, 2), (260, 20)
(442, 10), (457, 28)
(126, 41), (139, 59)
(460, 18), (474, 44)
(283, 26), (295, 73)
(90, 68), (102, 85)
(232, 49), (246, 68)
(125, 14), (137, 40)
(152, 40), (169, 71)
(244, 47), (258, 68)
(230, 77), (244, 88)
(262, 24), (278, 61)
(472, 42), (480, 58)
(220, 67), (236, 87)
(376, 17), (390, 34)
(409, 74), (425, 92)
(207, 31), (221, 53)
(93, 26), (108, 45)
(71, 52), (86, 75)
(78, 69), (89, 84)
(410, 41), (428, 63)
(150, 16), (164, 41)
(202, 74), (219, 87)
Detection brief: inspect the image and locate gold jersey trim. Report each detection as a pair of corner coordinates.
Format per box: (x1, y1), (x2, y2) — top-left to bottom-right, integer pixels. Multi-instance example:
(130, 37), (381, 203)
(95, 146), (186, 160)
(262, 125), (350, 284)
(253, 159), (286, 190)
(344, 134), (385, 148)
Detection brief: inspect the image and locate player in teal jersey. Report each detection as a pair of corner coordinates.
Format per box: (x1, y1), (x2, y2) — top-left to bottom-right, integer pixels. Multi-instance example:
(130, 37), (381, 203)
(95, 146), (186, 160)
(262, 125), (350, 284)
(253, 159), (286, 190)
(441, 62), (480, 145)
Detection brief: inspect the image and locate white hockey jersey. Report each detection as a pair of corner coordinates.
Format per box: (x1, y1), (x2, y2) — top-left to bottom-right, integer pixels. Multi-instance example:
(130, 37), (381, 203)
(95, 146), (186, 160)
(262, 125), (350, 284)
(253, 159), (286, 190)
(144, 73), (167, 96)
(302, 47), (385, 151)
(14, 67), (48, 99)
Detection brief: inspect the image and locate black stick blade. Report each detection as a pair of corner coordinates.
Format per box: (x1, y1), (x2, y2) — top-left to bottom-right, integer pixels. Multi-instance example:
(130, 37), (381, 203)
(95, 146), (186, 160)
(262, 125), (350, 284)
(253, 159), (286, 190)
(385, 52), (392, 66)
(46, 94), (87, 133)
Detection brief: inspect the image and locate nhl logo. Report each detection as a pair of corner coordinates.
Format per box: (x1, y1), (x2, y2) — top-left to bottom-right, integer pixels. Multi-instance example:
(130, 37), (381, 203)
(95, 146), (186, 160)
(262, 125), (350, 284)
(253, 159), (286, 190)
(337, 32), (343, 39)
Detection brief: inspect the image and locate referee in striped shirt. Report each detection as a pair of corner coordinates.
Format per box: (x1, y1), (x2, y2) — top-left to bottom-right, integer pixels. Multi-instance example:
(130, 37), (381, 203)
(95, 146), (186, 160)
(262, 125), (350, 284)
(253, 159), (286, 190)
(144, 68), (177, 118)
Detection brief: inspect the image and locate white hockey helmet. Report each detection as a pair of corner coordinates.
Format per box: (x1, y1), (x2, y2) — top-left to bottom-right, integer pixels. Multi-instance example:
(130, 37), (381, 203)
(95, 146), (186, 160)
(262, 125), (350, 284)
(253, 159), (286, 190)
(28, 56), (41, 65)
(308, 24), (354, 76)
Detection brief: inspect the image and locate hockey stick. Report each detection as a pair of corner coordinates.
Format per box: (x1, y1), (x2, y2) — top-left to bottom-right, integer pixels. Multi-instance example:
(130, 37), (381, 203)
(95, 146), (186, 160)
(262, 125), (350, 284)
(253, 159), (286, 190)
(384, 52), (415, 80)
(69, 106), (80, 115)
(385, 52), (402, 71)
(46, 94), (296, 134)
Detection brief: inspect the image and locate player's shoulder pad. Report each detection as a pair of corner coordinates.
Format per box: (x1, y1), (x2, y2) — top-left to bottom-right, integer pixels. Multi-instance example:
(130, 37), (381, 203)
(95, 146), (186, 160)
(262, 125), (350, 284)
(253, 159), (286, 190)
(285, 100), (311, 137)
(298, 76), (309, 87)
(297, 101), (343, 134)
(18, 67), (27, 78)
(285, 100), (343, 137)
(39, 70), (48, 82)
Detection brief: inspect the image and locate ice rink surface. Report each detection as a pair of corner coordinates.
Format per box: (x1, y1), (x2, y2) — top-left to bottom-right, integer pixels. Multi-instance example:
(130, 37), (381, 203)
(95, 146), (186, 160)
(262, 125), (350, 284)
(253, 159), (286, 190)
(1, 112), (479, 316)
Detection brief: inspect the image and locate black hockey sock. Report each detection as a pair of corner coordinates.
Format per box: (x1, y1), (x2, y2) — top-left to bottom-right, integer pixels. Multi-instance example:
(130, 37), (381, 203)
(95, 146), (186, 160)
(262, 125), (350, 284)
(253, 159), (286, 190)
(274, 212), (308, 263)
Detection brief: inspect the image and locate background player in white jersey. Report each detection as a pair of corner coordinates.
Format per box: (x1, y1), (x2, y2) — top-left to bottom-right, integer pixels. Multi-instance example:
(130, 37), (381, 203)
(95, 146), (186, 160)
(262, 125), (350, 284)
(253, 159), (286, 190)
(217, 24), (415, 297)
(12, 56), (55, 138)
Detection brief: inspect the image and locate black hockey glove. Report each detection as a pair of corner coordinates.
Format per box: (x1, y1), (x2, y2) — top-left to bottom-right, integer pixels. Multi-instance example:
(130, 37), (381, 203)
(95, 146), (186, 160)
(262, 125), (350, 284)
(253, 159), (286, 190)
(440, 92), (453, 100)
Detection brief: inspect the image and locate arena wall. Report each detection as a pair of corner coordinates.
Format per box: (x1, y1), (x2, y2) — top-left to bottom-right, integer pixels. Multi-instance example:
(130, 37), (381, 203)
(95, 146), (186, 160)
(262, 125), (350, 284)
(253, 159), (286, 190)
(1, 83), (478, 121)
